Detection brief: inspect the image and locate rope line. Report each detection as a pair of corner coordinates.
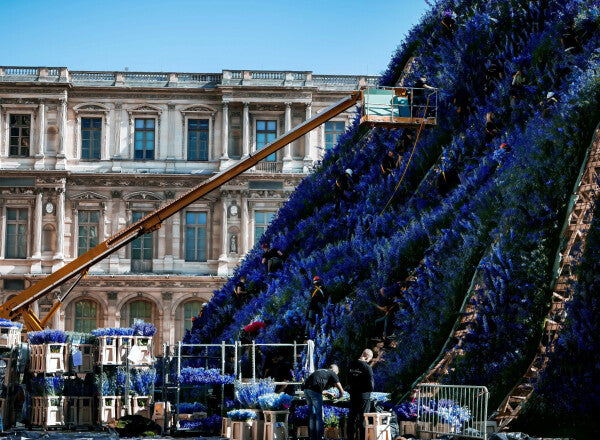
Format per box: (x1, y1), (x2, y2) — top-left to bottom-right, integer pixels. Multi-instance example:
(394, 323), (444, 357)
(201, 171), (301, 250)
(377, 94), (431, 217)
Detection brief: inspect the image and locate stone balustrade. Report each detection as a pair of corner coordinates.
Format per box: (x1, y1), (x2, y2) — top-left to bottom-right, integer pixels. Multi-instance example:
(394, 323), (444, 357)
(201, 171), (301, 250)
(0, 66), (378, 90)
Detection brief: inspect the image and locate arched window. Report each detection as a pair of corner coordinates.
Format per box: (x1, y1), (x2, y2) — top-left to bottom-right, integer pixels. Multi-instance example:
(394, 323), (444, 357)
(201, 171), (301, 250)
(175, 300), (204, 342)
(64, 299), (102, 333)
(74, 300), (98, 333)
(121, 299), (153, 327)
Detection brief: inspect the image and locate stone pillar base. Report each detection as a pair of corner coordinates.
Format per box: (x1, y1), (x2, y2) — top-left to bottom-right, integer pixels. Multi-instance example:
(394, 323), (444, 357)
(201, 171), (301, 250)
(217, 256), (229, 276)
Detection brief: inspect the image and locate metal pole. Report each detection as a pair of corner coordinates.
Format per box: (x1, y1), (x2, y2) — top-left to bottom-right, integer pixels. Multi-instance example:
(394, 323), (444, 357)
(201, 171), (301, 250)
(176, 341), (181, 431)
(234, 341), (239, 381)
(163, 343), (168, 435)
(252, 341), (256, 382)
(221, 341), (226, 416)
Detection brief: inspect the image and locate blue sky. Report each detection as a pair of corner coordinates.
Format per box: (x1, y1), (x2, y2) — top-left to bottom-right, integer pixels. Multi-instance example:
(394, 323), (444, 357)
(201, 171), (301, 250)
(0, 0), (430, 75)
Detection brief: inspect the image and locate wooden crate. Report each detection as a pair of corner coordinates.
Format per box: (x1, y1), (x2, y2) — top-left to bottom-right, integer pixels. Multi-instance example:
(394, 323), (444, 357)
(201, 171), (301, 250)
(365, 412), (392, 440)
(31, 396), (65, 428)
(231, 420), (254, 440)
(263, 410), (289, 440)
(222, 416), (231, 437)
(71, 343), (95, 373)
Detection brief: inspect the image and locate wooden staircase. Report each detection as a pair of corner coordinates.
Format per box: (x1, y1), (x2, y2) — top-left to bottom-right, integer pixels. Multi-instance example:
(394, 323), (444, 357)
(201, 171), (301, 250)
(493, 126), (600, 429)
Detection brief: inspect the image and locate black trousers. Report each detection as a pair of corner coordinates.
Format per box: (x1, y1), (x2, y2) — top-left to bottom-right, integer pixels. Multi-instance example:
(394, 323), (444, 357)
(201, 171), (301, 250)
(347, 393), (371, 440)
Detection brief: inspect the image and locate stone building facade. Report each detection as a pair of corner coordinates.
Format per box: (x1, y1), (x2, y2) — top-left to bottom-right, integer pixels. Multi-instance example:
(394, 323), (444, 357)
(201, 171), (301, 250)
(0, 67), (377, 349)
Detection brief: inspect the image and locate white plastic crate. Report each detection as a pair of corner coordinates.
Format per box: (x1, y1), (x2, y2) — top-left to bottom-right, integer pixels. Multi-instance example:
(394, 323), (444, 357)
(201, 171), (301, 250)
(0, 326), (20, 349)
(97, 336), (119, 365)
(30, 344), (67, 373)
(131, 396), (150, 418)
(98, 396), (117, 424)
(117, 336), (133, 364)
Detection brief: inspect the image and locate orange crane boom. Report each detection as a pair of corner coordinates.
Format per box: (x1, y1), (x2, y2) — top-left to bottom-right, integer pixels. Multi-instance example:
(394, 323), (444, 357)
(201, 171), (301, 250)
(0, 91), (362, 331)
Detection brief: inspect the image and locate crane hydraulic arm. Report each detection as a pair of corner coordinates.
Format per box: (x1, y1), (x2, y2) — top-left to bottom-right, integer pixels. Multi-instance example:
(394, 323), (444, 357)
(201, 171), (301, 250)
(0, 91), (362, 331)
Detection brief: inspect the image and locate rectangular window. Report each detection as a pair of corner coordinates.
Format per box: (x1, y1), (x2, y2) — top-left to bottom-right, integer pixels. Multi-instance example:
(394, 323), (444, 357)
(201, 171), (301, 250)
(131, 211), (153, 272)
(81, 117), (102, 159)
(256, 120), (277, 161)
(188, 119), (209, 161)
(325, 121), (345, 150)
(185, 212), (207, 261)
(5, 208), (28, 258)
(9, 114), (31, 157)
(78, 211), (100, 256)
(254, 211), (275, 245)
(134, 118), (155, 160)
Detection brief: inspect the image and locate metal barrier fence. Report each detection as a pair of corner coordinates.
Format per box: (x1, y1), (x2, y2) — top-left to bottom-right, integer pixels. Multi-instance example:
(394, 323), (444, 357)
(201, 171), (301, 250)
(416, 384), (490, 440)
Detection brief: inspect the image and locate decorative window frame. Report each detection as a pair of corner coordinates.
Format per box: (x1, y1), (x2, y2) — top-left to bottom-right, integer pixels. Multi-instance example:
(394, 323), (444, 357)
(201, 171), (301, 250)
(124, 191), (163, 260)
(70, 191), (108, 258)
(252, 115), (280, 158)
(0, 104), (37, 158)
(1, 202), (33, 259)
(183, 207), (211, 262)
(249, 201), (280, 246)
(322, 119), (347, 152)
(73, 103), (110, 161)
(180, 105), (217, 161)
(127, 105), (162, 160)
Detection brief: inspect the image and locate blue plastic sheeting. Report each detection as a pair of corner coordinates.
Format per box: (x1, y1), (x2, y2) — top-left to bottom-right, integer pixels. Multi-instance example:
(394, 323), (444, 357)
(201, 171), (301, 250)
(2, 431), (119, 440)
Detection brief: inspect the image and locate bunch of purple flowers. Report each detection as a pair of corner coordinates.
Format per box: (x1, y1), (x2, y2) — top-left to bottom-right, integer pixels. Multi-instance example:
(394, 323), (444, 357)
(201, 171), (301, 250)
(178, 367), (234, 385)
(28, 329), (67, 344)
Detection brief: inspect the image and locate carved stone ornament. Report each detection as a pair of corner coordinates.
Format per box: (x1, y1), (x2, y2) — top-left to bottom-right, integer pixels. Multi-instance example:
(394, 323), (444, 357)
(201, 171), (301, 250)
(71, 191), (109, 201)
(123, 191), (163, 201)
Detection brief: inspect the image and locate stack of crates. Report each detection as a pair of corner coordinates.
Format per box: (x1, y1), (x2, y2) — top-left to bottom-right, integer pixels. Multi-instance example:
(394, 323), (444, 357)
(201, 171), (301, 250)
(0, 322), (23, 430)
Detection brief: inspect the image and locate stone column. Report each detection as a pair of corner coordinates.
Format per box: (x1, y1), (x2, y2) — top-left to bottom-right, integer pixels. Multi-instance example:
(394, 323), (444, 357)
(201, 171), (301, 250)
(57, 98), (67, 157)
(54, 189), (65, 260)
(209, 113), (215, 160)
(37, 101), (46, 157)
(303, 103), (313, 166)
(172, 211), (181, 260)
(32, 190), (43, 260)
(167, 104), (176, 160)
(283, 102), (292, 163)
(241, 192), (249, 255)
(111, 103), (123, 172)
(242, 102), (250, 158)
(34, 101), (46, 170)
(221, 102), (229, 160)
(217, 196), (228, 276)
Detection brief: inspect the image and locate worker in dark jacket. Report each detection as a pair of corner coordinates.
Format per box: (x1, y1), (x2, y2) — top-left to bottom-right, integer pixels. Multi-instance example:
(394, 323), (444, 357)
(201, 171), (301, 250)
(381, 150), (397, 178)
(334, 169), (355, 212)
(347, 349), (375, 440)
(261, 243), (284, 274)
(305, 276), (328, 337)
(234, 275), (248, 303)
(441, 11), (456, 39)
(302, 365), (345, 440)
